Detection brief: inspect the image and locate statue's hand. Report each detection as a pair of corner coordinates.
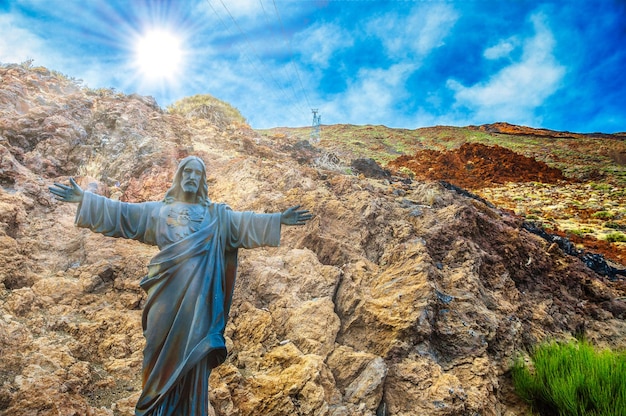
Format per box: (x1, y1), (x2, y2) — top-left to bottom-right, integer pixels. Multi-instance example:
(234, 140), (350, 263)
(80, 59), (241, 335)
(281, 205), (312, 226)
(49, 177), (84, 203)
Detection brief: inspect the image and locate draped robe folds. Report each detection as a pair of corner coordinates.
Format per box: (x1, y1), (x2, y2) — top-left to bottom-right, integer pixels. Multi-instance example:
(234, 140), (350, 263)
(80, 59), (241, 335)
(75, 192), (282, 415)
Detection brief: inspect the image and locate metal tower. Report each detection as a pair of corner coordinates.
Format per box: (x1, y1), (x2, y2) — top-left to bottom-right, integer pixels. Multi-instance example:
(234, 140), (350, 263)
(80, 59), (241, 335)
(310, 109), (321, 143)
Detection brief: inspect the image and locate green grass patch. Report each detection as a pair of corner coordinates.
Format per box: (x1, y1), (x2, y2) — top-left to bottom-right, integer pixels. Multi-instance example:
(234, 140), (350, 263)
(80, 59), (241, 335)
(605, 221), (621, 230)
(589, 182), (613, 191)
(605, 232), (626, 243)
(396, 166), (415, 179)
(568, 228), (593, 237)
(592, 211), (615, 220)
(512, 340), (626, 416)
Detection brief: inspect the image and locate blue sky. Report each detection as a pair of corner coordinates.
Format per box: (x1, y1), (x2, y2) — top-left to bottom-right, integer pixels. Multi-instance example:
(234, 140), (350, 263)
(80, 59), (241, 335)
(1, 0), (624, 133)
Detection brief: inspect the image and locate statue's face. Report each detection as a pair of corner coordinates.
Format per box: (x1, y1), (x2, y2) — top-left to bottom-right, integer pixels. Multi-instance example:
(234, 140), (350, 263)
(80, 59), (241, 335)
(181, 159), (204, 195)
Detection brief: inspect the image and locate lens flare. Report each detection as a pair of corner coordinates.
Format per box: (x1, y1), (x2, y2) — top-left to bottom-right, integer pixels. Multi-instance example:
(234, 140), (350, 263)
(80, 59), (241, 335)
(133, 29), (184, 83)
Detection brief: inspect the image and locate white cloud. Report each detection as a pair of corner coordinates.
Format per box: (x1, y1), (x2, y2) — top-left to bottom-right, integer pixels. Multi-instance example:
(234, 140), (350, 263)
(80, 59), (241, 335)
(483, 37), (518, 60)
(327, 63), (417, 126)
(293, 23), (354, 68)
(447, 12), (565, 126)
(368, 3), (459, 60)
(0, 11), (121, 91)
(0, 14), (48, 65)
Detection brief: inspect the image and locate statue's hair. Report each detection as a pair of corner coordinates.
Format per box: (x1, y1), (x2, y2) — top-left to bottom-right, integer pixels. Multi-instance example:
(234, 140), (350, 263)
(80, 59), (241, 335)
(163, 156), (211, 206)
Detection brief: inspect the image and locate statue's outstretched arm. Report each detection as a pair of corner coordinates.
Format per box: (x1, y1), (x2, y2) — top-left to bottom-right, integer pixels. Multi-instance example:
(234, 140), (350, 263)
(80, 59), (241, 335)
(280, 205), (312, 226)
(49, 177), (84, 203)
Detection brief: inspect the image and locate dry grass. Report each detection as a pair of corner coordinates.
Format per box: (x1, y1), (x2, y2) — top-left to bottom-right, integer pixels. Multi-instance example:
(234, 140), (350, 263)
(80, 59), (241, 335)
(167, 94), (247, 128)
(313, 152), (350, 174)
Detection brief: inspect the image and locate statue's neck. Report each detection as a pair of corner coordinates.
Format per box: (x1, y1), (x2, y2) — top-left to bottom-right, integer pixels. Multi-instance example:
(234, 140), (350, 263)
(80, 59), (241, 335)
(180, 191), (196, 203)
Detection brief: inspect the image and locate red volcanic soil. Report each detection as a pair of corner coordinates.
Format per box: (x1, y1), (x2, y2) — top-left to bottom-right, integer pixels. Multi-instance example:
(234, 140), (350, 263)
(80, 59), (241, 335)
(389, 142), (571, 189)
(389, 142), (626, 268)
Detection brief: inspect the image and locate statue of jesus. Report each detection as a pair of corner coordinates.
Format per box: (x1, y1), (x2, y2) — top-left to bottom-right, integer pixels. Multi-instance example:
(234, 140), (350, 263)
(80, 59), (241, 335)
(49, 156), (312, 416)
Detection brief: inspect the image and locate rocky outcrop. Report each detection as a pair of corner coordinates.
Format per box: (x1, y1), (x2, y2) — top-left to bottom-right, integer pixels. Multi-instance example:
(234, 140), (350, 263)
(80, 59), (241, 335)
(1, 63), (625, 415)
(469, 122), (626, 140)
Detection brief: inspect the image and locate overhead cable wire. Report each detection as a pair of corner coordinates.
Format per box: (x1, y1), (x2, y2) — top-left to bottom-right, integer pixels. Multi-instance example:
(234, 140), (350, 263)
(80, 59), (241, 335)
(257, 0), (309, 116)
(261, 0), (312, 115)
(216, 0), (308, 116)
(213, 0), (309, 118)
(208, 0), (304, 119)
(204, 0), (305, 122)
(272, 0), (313, 111)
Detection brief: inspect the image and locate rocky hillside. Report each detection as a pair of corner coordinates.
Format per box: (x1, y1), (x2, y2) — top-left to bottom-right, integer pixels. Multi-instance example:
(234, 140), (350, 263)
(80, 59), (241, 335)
(263, 121), (626, 266)
(1, 63), (625, 416)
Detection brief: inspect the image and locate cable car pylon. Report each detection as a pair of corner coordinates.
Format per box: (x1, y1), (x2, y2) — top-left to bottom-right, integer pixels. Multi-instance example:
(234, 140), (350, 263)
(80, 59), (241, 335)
(310, 109), (321, 143)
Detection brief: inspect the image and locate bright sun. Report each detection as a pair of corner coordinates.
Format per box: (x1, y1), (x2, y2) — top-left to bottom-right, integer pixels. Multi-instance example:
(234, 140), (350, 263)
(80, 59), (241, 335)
(133, 29), (184, 83)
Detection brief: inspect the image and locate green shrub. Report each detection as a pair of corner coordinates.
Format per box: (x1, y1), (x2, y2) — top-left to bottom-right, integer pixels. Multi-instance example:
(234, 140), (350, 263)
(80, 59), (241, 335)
(605, 232), (626, 243)
(590, 182), (612, 191)
(592, 211), (615, 220)
(397, 166), (415, 179)
(512, 340), (626, 416)
(605, 221), (621, 230)
(568, 228), (592, 237)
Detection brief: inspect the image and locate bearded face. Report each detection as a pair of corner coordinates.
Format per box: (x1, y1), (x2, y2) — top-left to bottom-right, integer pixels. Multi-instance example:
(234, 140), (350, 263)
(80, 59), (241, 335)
(181, 159), (203, 195)
(163, 156), (210, 206)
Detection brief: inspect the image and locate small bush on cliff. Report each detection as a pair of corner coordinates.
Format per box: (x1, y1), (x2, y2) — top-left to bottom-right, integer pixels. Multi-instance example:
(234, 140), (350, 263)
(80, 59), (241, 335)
(512, 340), (626, 416)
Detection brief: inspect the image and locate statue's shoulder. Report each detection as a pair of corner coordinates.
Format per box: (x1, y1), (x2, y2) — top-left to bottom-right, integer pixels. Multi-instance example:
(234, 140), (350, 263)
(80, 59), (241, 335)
(143, 200), (165, 212)
(208, 202), (233, 214)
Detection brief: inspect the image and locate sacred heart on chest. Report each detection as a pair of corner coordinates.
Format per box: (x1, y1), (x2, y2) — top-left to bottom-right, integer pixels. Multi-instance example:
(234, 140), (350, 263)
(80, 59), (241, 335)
(166, 205), (204, 232)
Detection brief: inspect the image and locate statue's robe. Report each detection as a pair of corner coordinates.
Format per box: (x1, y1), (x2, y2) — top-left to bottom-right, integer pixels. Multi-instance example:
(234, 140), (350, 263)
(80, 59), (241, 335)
(75, 192), (282, 416)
